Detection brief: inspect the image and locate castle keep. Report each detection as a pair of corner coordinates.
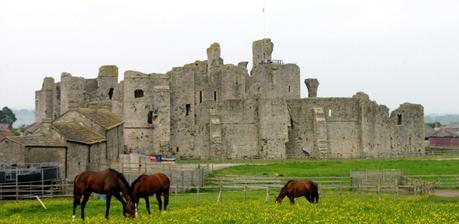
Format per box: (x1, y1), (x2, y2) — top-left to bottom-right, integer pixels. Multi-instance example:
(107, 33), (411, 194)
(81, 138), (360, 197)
(31, 38), (425, 160)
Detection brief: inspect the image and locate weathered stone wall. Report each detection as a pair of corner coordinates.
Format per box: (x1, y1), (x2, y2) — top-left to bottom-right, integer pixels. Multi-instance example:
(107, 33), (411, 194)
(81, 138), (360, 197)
(168, 65), (198, 159)
(66, 142), (89, 179)
(35, 77), (56, 122)
(32, 38), (425, 161)
(219, 99), (258, 159)
(24, 147), (66, 177)
(106, 125), (124, 161)
(60, 73), (86, 112)
(0, 139), (25, 164)
(389, 103), (425, 155)
(123, 71), (169, 154)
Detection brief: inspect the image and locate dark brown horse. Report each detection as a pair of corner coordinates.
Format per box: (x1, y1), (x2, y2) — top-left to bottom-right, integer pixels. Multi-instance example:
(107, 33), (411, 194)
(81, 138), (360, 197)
(276, 180), (319, 204)
(72, 168), (135, 221)
(131, 173), (170, 215)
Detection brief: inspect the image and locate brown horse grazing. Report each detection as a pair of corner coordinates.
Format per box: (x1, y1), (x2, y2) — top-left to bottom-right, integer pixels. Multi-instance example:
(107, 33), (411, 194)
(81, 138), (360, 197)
(276, 180), (319, 204)
(72, 168), (135, 221)
(131, 173), (170, 214)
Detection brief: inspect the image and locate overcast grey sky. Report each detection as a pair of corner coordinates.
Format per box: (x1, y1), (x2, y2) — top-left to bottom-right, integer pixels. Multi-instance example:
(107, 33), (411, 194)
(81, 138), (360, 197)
(1, 0), (458, 114)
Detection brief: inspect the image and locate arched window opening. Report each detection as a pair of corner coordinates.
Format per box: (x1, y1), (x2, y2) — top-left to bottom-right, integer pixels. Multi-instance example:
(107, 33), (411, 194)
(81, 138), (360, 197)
(214, 91), (217, 101)
(397, 114), (402, 125)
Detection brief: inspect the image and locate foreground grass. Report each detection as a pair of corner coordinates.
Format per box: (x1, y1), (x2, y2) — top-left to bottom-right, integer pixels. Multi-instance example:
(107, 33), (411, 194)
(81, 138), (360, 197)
(212, 159), (459, 177)
(1, 191), (458, 223)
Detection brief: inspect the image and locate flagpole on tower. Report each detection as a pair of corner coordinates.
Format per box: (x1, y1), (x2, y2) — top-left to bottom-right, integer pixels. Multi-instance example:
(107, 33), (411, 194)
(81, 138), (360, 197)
(262, 4), (266, 38)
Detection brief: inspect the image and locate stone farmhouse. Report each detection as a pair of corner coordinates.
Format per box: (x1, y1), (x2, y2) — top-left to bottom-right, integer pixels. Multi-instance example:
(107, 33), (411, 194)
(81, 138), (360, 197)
(1, 39), (425, 166)
(0, 108), (123, 178)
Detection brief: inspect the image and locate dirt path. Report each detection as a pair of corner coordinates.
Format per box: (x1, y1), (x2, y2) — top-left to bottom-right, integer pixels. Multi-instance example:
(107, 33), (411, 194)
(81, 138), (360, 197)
(433, 189), (459, 197)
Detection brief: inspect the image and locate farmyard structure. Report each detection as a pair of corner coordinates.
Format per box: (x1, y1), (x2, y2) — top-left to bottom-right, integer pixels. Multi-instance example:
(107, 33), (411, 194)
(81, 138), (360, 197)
(32, 39), (425, 160)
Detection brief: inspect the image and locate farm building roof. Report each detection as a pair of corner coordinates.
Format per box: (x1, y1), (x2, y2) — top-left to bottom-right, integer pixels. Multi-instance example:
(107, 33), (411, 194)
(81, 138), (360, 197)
(77, 108), (123, 130)
(53, 121), (106, 145)
(4, 135), (65, 147)
(430, 128), (459, 138)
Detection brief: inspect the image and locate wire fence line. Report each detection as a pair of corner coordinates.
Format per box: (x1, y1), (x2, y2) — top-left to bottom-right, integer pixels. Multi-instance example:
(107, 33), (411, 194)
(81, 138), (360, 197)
(1, 172), (457, 200)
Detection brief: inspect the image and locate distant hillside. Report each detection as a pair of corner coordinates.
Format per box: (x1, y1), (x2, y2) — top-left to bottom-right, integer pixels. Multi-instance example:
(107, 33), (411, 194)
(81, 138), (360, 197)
(425, 114), (459, 125)
(12, 109), (35, 128)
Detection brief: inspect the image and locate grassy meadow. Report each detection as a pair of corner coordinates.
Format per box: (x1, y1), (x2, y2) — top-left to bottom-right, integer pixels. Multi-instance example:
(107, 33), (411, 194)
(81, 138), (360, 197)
(1, 191), (459, 224)
(211, 158), (459, 177)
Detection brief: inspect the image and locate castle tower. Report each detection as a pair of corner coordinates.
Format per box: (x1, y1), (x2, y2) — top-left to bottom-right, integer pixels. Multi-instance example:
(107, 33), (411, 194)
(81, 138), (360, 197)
(97, 65), (119, 100)
(35, 77), (55, 122)
(305, 78), (319, 97)
(252, 38), (274, 66)
(207, 43), (223, 68)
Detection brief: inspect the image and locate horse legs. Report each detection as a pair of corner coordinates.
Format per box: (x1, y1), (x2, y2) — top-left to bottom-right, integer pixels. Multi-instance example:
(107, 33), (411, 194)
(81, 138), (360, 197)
(155, 193), (163, 211)
(105, 194), (112, 219)
(288, 196), (295, 205)
(145, 197), (151, 215)
(163, 191), (169, 210)
(305, 194), (313, 203)
(113, 193), (127, 217)
(80, 191), (91, 220)
(72, 194), (81, 222)
(314, 193), (319, 203)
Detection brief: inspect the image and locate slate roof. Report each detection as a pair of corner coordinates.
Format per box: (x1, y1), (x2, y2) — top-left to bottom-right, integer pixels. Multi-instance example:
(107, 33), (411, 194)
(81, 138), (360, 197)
(430, 128), (459, 138)
(4, 135), (65, 147)
(53, 121), (106, 144)
(77, 108), (123, 130)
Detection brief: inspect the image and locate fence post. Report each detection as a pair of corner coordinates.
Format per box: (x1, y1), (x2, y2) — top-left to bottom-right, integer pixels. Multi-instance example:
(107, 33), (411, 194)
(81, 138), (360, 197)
(196, 185), (200, 199)
(217, 184), (222, 203)
(181, 171), (185, 192)
(243, 185), (247, 201)
(175, 184), (178, 197)
(41, 168), (45, 196)
(265, 186), (270, 202)
(16, 168), (19, 200)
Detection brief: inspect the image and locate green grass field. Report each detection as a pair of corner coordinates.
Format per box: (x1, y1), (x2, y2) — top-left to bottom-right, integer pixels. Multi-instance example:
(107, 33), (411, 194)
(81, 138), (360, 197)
(1, 191), (458, 223)
(211, 158), (459, 177)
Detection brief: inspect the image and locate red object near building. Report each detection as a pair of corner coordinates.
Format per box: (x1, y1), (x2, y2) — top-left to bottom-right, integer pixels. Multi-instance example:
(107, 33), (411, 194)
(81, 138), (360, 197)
(429, 129), (459, 147)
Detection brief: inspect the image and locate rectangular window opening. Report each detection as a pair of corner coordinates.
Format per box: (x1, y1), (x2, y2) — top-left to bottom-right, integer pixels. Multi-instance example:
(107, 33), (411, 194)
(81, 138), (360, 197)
(186, 104), (191, 116)
(147, 111), (153, 124)
(199, 91), (202, 104)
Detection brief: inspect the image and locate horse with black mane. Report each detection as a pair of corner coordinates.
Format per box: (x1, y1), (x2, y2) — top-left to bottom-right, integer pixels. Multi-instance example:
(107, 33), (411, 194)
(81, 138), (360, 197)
(72, 168), (136, 221)
(276, 179), (319, 204)
(131, 172), (170, 214)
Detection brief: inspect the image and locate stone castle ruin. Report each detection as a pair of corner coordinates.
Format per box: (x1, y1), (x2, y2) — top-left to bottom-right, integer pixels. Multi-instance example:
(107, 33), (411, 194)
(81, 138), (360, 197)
(32, 38), (425, 160)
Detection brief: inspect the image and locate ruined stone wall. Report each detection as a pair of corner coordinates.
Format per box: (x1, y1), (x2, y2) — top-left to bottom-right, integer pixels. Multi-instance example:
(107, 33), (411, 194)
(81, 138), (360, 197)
(123, 71), (169, 154)
(35, 77), (57, 122)
(219, 99), (258, 159)
(191, 62), (211, 159)
(246, 62), (300, 159)
(97, 65), (119, 100)
(287, 97), (361, 159)
(389, 103), (425, 155)
(168, 65), (198, 159)
(60, 73), (86, 112)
